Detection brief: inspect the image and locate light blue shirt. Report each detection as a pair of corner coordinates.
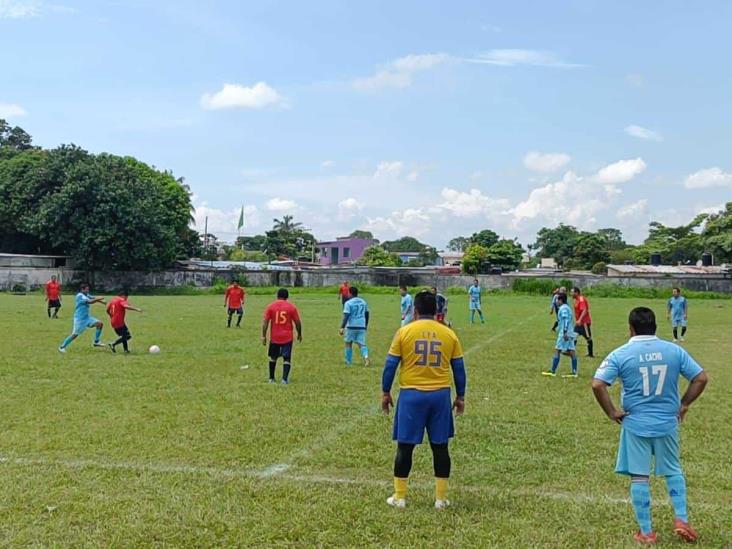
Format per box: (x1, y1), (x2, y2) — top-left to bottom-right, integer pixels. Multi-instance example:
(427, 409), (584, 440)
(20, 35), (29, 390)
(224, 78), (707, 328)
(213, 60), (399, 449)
(468, 285), (481, 303)
(557, 303), (574, 335)
(400, 294), (413, 322)
(73, 292), (94, 323)
(667, 296), (687, 321)
(594, 336), (703, 437)
(343, 297), (368, 329)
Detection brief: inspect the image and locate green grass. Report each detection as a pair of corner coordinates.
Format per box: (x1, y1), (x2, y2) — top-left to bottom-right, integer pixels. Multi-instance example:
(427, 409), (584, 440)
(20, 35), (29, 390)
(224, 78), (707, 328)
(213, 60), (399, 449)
(0, 292), (730, 547)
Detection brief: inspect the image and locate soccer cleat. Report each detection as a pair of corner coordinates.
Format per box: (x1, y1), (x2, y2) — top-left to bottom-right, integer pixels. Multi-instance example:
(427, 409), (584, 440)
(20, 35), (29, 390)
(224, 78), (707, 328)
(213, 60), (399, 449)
(58, 346), (66, 354)
(281, 379), (289, 385)
(364, 357), (371, 367)
(562, 373), (578, 378)
(268, 378), (276, 384)
(386, 495), (406, 508)
(680, 337), (685, 342)
(434, 499), (451, 509)
(93, 342), (106, 348)
(672, 519), (698, 543)
(633, 531), (657, 545)
(673, 338), (678, 342)
(108, 343), (116, 354)
(541, 371), (557, 377)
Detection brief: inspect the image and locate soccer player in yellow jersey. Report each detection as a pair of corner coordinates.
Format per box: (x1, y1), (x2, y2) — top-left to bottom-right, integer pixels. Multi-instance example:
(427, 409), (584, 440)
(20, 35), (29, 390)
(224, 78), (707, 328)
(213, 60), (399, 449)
(381, 290), (467, 509)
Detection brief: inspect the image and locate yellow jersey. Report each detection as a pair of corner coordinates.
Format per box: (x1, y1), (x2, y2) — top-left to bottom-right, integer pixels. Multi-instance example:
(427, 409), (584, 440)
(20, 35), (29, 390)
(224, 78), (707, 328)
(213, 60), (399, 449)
(388, 318), (464, 391)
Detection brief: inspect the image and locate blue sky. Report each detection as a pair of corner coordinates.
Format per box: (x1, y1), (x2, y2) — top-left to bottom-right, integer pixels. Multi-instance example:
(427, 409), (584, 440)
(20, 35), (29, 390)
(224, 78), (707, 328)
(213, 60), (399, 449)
(2, 0), (731, 247)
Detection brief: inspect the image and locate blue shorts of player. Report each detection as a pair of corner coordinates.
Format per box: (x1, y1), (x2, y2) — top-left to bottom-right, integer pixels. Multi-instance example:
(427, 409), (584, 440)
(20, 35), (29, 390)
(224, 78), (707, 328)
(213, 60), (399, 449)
(615, 427), (683, 477)
(268, 341), (293, 361)
(400, 316), (412, 327)
(555, 332), (576, 352)
(73, 317), (99, 335)
(344, 328), (367, 346)
(393, 388), (454, 445)
(469, 300), (481, 310)
(227, 307), (243, 315)
(671, 318), (687, 328)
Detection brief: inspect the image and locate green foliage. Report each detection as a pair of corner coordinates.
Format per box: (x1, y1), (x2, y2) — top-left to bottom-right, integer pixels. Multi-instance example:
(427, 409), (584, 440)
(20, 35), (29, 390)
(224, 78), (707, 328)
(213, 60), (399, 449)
(348, 230), (376, 242)
(511, 277), (575, 295)
(358, 245), (402, 266)
(0, 119), (35, 152)
(591, 262), (608, 275)
(608, 247), (637, 265)
(446, 236), (470, 252)
(534, 224), (583, 266)
(701, 202), (732, 263)
(572, 234), (611, 270)
(469, 229), (499, 249)
(596, 228), (626, 250)
(486, 239), (524, 271)
(583, 283), (730, 300)
(461, 244), (490, 274)
(638, 217), (706, 265)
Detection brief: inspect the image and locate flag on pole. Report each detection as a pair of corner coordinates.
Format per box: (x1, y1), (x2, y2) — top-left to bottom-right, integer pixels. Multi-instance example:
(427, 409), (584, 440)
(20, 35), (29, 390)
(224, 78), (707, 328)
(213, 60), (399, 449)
(237, 205), (245, 232)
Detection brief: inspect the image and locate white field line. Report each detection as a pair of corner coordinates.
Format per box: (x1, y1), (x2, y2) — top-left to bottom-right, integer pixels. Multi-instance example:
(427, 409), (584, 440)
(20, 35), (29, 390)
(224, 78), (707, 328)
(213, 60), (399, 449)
(4, 453), (722, 510)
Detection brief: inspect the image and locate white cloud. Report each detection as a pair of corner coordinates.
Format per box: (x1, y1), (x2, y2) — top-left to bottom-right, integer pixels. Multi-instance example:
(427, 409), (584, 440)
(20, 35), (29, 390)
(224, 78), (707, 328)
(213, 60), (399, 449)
(0, 0), (40, 18)
(366, 208), (432, 237)
(624, 125), (663, 141)
(523, 151), (571, 173)
(192, 198), (259, 237)
(684, 167), (732, 189)
(321, 160), (335, 168)
(594, 158), (646, 184)
(337, 197), (364, 221)
(200, 82), (286, 110)
(265, 197), (298, 212)
(374, 161), (404, 179)
(698, 203), (725, 215)
(467, 49), (583, 68)
(406, 170), (419, 182)
(616, 199), (648, 220)
(0, 102), (27, 118)
(353, 53), (450, 91)
(438, 187), (511, 218)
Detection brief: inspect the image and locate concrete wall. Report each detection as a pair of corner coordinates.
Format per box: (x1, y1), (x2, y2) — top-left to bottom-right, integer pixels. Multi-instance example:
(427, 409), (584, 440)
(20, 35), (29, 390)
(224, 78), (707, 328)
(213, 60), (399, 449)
(2, 266), (731, 293)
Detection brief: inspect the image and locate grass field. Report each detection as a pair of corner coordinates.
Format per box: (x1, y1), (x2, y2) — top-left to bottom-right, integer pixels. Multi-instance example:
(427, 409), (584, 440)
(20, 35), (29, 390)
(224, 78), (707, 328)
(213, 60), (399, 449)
(0, 290), (730, 547)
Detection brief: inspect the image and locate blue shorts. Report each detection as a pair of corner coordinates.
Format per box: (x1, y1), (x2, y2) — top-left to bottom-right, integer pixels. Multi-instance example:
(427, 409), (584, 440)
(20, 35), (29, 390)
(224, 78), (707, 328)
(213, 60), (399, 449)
(72, 317), (99, 335)
(393, 388), (454, 445)
(555, 333), (576, 352)
(671, 318), (687, 328)
(401, 317), (413, 327)
(615, 428), (683, 477)
(469, 300), (481, 310)
(344, 328), (367, 346)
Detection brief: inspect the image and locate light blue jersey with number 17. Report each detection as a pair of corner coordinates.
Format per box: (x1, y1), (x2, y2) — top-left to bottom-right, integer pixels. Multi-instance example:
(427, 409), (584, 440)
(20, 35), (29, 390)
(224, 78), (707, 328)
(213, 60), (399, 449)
(343, 297), (368, 329)
(594, 336), (703, 437)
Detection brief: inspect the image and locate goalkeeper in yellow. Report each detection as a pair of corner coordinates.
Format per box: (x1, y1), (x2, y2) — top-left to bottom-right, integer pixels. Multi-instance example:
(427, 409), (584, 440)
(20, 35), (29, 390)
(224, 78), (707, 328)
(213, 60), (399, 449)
(381, 290), (467, 509)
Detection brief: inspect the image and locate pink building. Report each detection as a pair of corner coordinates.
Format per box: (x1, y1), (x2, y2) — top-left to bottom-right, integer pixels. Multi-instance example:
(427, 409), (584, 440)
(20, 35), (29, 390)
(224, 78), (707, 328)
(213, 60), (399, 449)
(317, 236), (377, 265)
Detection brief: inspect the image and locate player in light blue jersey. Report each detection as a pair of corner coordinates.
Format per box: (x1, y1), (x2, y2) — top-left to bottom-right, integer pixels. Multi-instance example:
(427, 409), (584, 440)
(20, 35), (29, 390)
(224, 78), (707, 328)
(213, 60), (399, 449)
(468, 279), (484, 324)
(666, 287), (688, 342)
(58, 283), (107, 353)
(542, 293), (578, 378)
(340, 286), (370, 366)
(592, 307), (707, 545)
(399, 285), (413, 326)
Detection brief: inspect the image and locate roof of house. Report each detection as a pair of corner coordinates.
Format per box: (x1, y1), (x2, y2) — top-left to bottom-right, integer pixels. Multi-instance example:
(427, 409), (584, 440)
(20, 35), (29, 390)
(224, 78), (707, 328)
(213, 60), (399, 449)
(607, 264), (729, 275)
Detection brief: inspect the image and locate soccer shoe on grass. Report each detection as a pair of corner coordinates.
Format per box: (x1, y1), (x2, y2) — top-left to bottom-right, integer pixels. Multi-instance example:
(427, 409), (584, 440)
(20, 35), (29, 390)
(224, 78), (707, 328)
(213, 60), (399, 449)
(386, 496), (406, 508)
(58, 347), (66, 354)
(561, 373), (578, 378)
(673, 519), (698, 543)
(541, 371), (557, 377)
(108, 343), (116, 354)
(633, 531), (657, 545)
(281, 379), (289, 385)
(364, 357), (371, 367)
(680, 337), (685, 342)
(268, 379), (276, 384)
(93, 342), (106, 348)
(434, 499), (451, 510)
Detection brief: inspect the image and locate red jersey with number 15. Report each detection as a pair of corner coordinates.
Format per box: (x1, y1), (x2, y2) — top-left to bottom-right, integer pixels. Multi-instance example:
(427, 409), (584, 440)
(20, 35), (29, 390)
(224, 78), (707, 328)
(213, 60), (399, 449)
(264, 299), (301, 344)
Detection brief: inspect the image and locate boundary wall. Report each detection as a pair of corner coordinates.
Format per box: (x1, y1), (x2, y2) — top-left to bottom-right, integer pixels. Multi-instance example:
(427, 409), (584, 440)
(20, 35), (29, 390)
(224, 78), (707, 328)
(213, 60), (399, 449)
(1, 267), (731, 293)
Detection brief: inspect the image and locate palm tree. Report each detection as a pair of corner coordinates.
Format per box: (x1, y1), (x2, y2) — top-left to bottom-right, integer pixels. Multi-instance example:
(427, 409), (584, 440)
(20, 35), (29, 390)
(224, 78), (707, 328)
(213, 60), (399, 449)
(273, 215), (303, 234)
(176, 176), (196, 225)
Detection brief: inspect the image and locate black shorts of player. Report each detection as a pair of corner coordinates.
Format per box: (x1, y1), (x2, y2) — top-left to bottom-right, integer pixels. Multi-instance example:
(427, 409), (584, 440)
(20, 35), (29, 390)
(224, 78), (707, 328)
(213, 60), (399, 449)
(268, 341), (293, 361)
(114, 324), (131, 338)
(574, 323), (592, 339)
(227, 307), (243, 315)
(341, 296), (349, 305)
(48, 299), (61, 308)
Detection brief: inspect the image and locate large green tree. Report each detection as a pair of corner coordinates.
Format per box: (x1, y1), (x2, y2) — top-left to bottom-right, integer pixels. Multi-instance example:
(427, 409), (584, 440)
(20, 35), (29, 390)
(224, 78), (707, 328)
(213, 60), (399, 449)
(569, 234), (611, 270)
(446, 236), (471, 252)
(701, 202), (732, 263)
(469, 229), (500, 249)
(358, 245), (402, 267)
(486, 239), (524, 271)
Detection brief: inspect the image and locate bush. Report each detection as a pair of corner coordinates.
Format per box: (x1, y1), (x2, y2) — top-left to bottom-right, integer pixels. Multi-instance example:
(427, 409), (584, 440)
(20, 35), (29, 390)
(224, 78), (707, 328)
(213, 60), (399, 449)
(512, 278), (574, 295)
(591, 262), (608, 275)
(11, 283), (27, 293)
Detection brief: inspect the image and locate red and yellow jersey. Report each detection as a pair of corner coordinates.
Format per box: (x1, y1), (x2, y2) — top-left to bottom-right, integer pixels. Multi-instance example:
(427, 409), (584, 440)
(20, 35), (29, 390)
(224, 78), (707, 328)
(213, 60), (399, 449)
(388, 319), (464, 391)
(574, 295), (592, 325)
(46, 280), (61, 300)
(264, 300), (301, 344)
(339, 284), (350, 297)
(225, 285), (246, 308)
(106, 297), (128, 329)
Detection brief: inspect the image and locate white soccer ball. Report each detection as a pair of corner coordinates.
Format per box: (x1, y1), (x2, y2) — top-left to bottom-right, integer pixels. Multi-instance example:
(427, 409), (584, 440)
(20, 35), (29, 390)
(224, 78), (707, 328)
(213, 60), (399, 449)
(149, 345), (160, 354)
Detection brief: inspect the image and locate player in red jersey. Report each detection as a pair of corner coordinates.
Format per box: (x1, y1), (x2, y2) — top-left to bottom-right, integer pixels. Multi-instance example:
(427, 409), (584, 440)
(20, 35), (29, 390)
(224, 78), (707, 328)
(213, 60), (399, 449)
(106, 290), (143, 353)
(571, 286), (594, 357)
(45, 275), (62, 318)
(262, 288), (302, 384)
(224, 280), (246, 328)
(338, 281), (350, 306)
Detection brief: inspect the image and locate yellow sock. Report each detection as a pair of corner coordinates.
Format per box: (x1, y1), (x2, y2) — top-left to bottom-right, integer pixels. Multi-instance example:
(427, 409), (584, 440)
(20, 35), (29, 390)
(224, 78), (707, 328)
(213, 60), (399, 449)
(435, 477), (449, 501)
(394, 477), (408, 500)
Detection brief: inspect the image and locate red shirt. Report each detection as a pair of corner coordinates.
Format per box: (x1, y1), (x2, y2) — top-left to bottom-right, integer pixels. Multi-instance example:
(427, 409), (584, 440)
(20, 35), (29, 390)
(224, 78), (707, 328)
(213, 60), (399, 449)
(225, 285), (246, 308)
(574, 296), (592, 325)
(264, 299), (301, 344)
(46, 280), (61, 300)
(339, 284), (350, 298)
(106, 297), (129, 329)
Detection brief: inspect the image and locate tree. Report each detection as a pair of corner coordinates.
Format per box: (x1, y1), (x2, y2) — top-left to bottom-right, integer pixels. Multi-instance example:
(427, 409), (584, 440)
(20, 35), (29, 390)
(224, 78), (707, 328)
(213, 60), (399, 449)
(273, 215), (303, 234)
(533, 224), (584, 266)
(571, 234), (611, 270)
(447, 236), (471, 252)
(236, 234), (268, 251)
(636, 216), (706, 265)
(0, 119), (35, 152)
(461, 244), (490, 274)
(382, 236), (427, 252)
(358, 245), (401, 267)
(263, 216), (315, 259)
(486, 239), (524, 271)
(596, 228), (626, 251)
(469, 229), (499, 249)
(349, 230), (376, 241)
(701, 202), (732, 263)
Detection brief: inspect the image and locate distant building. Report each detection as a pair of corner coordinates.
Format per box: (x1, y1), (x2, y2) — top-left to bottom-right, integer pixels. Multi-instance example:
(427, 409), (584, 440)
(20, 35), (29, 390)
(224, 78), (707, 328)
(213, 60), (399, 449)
(0, 253), (70, 268)
(606, 264), (729, 277)
(317, 236), (377, 265)
(437, 251), (464, 266)
(540, 257), (558, 269)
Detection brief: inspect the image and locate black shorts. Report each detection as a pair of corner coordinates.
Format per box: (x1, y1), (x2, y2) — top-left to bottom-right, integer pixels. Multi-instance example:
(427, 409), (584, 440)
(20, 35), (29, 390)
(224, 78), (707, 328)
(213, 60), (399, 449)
(228, 307), (243, 315)
(574, 324), (592, 339)
(48, 299), (61, 308)
(341, 296), (349, 305)
(114, 325), (131, 338)
(268, 341), (293, 361)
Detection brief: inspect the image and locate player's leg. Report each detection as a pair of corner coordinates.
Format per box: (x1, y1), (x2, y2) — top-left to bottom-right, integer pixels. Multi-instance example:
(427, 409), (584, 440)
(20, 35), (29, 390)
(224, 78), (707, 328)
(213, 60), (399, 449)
(673, 325), (679, 341)
(616, 429), (655, 540)
(281, 342), (293, 384)
(267, 343), (279, 382)
(92, 320), (104, 346)
(60, 319), (86, 351)
(425, 388), (454, 508)
(355, 330), (369, 365)
(469, 308), (475, 324)
(236, 308), (243, 327)
(59, 332), (78, 351)
(478, 307), (484, 323)
(227, 308), (233, 328)
(585, 324), (594, 357)
(120, 326), (131, 352)
(344, 341), (353, 365)
(680, 320), (687, 341)
(54, 300), (61, 318)
(388, 389), (425, 507)
(47, 302), (52, 318)
(654, 432), (698, 541)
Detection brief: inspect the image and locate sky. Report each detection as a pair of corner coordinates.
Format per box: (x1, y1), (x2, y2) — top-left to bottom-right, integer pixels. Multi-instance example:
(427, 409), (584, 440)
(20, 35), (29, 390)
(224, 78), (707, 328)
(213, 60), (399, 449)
(2, 0), (731, 248)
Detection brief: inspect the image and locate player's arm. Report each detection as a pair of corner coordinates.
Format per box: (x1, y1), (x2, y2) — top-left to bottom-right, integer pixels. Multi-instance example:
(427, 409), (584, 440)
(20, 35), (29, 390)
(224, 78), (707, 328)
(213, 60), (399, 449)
(124, 303), (143, 313)
(364, 310), (370, 328)
(591, 379), (628, 424)
(576, 305), (587, 325)
(381, 353), (401, 414)
(224, 289), (229, 308)
(679, 370), (707, 421)
(339, 312), (350, 335)
(450, 357), (466, 415)
(294, 319), (302, 342)
(90, 296), (106, 304)
(261, 318), (270, 345)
